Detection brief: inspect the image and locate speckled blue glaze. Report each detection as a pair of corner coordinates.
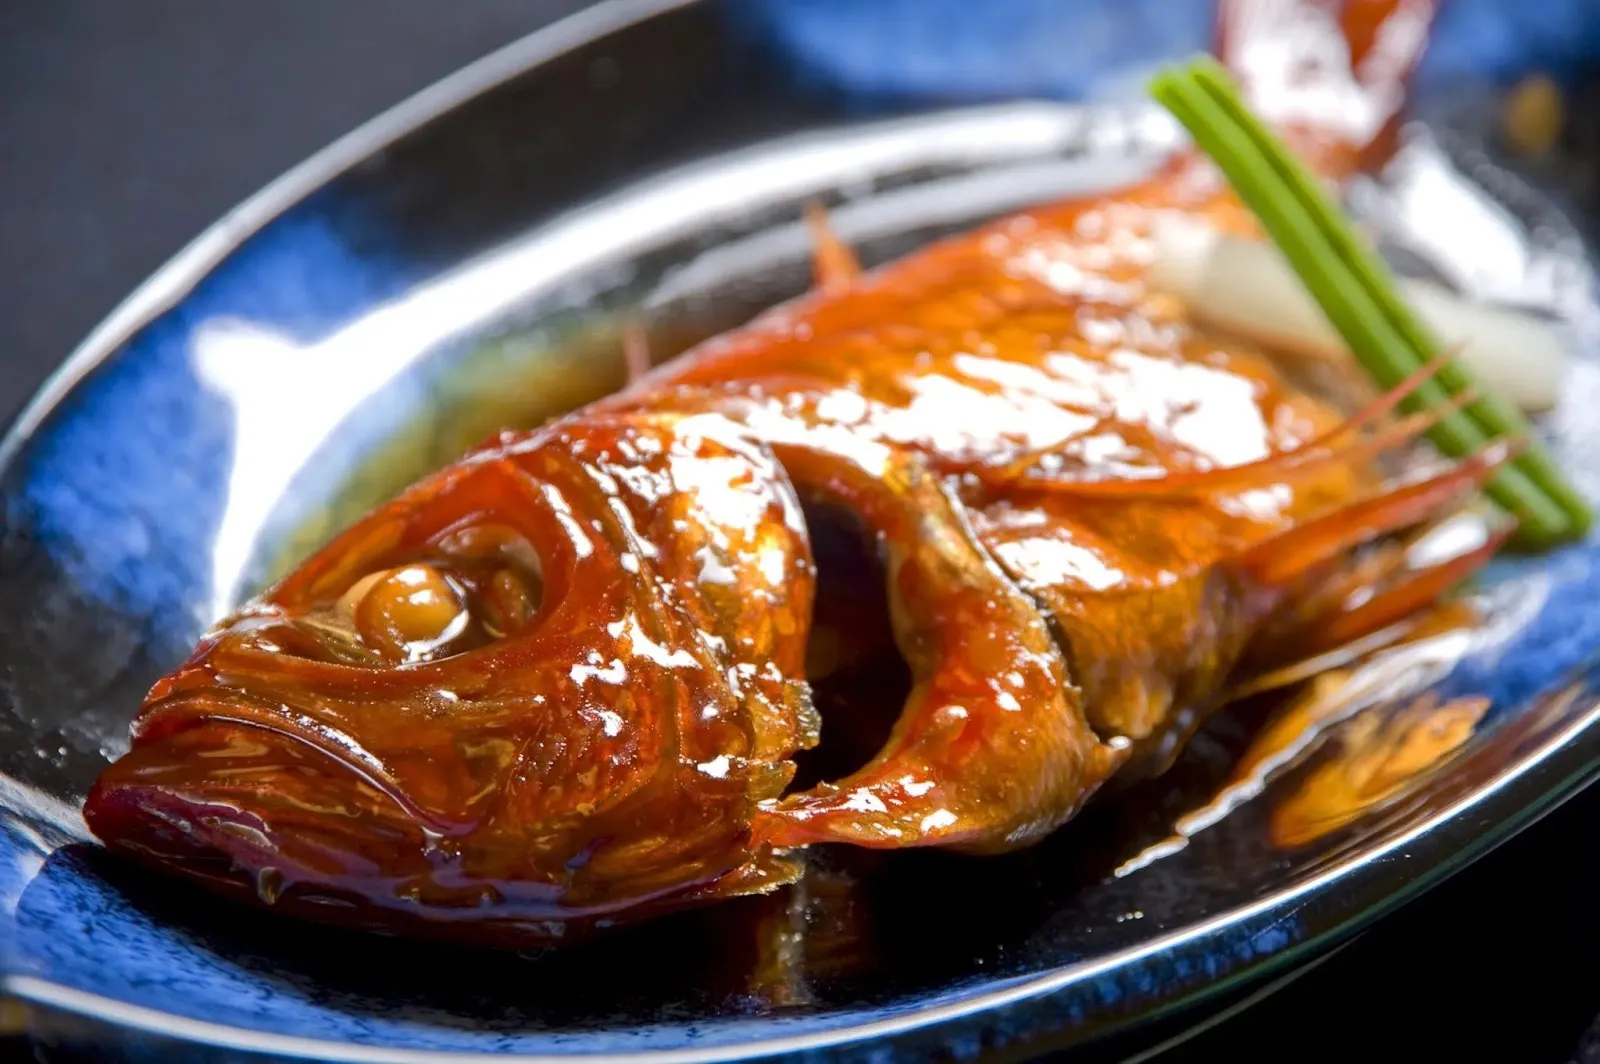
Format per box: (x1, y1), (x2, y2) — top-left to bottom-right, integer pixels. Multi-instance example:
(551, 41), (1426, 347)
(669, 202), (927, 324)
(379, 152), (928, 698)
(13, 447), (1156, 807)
(4, 835), (1322, 1059)
(13, 200), (412, 628)
(6, 1), (1600, 1061)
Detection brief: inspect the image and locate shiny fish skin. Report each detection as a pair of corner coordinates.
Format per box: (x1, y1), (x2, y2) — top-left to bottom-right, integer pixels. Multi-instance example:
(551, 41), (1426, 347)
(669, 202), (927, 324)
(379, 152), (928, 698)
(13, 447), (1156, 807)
(86, 0), (1494, 944)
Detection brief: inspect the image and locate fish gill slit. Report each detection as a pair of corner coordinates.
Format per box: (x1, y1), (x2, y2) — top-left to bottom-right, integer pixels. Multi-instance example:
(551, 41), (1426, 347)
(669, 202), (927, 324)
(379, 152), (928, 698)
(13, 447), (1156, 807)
(785, 494), (910, 795)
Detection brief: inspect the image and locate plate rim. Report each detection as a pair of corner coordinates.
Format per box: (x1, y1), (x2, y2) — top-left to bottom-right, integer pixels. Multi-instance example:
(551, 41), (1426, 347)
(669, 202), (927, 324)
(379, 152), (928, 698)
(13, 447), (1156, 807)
(9, 703), (1600, 1062)
(6, 0), (1600, 1059)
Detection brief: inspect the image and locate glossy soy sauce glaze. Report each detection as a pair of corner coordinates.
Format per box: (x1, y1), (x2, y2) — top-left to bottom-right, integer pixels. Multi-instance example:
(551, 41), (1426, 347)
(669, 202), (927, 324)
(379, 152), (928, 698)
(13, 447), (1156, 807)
(83, 0), (1535, 962)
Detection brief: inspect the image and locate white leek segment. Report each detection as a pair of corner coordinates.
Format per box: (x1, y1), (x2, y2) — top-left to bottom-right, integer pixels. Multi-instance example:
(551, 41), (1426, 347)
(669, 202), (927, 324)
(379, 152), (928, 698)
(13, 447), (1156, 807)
(1147, 212), (1568, 413)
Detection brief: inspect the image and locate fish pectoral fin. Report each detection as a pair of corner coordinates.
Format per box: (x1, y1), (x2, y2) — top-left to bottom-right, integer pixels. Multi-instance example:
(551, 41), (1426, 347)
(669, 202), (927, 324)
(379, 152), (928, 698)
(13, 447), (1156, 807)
(1237, 438), (1521, 591)
(756, 446), (1125, 852)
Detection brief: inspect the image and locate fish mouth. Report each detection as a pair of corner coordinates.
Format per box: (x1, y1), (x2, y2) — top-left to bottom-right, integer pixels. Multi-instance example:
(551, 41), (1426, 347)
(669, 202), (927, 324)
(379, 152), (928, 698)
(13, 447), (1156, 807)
(83, 700), (796, 945)
(83, 713), (592, 945)
(83, 716), (453, 916)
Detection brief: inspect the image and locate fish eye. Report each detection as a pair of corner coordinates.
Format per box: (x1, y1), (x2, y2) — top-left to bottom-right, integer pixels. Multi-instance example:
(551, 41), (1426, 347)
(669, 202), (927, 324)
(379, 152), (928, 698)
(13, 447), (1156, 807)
(314, 524), (548, 665)
(345, 563), (471, 662)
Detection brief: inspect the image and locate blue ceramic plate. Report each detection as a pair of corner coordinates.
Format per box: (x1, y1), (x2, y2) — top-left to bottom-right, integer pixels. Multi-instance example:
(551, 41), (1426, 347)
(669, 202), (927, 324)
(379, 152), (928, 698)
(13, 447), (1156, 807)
(7, 1), (1600, 1060)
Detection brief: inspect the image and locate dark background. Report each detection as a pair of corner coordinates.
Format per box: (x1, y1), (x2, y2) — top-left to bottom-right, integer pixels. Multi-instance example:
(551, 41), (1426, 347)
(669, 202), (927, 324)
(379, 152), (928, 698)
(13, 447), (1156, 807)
(2, 3), (1600, 1061)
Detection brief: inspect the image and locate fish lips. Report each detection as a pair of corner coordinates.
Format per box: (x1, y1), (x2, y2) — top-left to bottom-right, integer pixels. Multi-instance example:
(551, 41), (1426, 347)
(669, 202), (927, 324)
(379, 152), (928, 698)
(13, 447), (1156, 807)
(83, 709), (453, 911)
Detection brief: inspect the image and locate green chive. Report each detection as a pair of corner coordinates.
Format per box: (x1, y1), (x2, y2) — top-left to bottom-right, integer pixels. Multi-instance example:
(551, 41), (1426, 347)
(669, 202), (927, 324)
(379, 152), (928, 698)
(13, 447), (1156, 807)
(1148, 56), (1591, 548)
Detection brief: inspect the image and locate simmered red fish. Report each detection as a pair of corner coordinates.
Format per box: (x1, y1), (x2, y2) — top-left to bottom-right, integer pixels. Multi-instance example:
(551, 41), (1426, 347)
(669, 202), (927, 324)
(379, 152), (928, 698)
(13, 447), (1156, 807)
(88, 0), (1496, 945)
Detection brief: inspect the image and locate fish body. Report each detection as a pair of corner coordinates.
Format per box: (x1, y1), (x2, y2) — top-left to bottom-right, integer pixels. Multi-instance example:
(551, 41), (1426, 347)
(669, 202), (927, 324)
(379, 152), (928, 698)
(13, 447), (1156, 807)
(86, 0), (1493, 944)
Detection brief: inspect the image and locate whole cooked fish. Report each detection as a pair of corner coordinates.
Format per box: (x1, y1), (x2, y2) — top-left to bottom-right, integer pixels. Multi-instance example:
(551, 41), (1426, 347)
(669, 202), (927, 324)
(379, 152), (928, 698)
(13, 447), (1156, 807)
(87, 0), (1502, 945)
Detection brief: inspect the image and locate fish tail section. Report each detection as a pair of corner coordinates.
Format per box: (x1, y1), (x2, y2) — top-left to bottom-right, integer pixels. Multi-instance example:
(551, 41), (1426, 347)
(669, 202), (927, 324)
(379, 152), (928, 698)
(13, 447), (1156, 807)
(1214, 0), (1440, 176)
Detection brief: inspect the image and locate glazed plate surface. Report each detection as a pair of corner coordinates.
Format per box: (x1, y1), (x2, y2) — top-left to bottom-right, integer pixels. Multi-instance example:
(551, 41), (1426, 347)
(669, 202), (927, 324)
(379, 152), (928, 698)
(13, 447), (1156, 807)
(7, 1), (1600, 1060)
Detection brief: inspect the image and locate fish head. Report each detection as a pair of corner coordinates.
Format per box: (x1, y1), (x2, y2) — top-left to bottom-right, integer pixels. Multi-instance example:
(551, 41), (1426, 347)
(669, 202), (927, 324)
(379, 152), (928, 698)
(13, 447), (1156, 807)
(84, 416), (817, 942)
